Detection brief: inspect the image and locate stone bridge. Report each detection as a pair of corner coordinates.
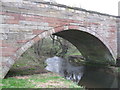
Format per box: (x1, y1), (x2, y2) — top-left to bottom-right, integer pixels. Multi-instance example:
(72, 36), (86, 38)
(0, 0), (120, 78)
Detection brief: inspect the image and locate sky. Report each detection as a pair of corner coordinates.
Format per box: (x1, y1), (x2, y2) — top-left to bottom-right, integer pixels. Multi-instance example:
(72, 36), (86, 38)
(45, 0), (120, 16)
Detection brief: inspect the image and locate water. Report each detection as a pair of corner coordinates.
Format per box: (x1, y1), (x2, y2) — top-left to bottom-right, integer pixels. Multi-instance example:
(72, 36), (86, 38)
(45, 56), (120, 88)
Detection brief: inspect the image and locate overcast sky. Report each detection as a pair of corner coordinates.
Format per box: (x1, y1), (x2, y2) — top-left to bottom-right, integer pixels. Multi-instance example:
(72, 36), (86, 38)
(45, 0), (120, 16)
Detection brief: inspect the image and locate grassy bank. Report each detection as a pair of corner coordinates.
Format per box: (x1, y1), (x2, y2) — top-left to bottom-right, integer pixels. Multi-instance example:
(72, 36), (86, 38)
(2, 72), (83, 88)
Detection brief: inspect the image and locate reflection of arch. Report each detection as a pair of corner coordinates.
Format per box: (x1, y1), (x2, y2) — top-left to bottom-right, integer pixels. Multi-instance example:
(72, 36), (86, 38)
(3, 25), (116, 78)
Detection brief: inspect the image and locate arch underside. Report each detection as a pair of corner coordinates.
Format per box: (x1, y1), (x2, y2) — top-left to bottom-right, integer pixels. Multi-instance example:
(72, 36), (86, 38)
(53, 30), (115, 65)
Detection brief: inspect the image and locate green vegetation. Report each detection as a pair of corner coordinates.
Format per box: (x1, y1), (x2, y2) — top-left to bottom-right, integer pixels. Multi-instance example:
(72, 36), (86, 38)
(2, 73), (83, 88)
(2, 78), (34, 88)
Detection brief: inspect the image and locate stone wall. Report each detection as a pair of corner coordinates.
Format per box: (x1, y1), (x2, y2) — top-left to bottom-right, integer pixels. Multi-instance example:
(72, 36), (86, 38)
(0, 0), (119, 78)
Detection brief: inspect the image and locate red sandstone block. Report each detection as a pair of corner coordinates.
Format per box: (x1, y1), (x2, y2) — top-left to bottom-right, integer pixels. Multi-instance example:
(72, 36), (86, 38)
(64, 19), (77, 23)
(33, 30), (45, 35)
(2, 48), (17, 52)
(2, 52), (15, 57)
(44, 17), (54, 21)
(19, 15), (25, 20)
(0, 43), (11, 47)
(23, 16), (44, 22)
(0, 12), (4, 15)
(0, 40), (3, 46)
(60, 22), (69, 26)
(24, 17), (38, 21)
(68, 25), (79, 30)
(8, 13), (20, 19)
(58, 18), (78, 23)
(6, 19), (19, 24)
(1, 48), (18, 57)
(83, 21), (99, 26)
(110, 29), (115, 32)
(16, 40), (28, 43)
(51, 18), (68, 24)
(21, 15), (70, 25)
(91, 22), (100, 25)
(3, 12), (19, 20)
(71, 20), (80, 23)
(54, 26), (64, 32)
(43, 18), (58, 23)
(0, 12), (3, 14)
(49, 23), (59, 27)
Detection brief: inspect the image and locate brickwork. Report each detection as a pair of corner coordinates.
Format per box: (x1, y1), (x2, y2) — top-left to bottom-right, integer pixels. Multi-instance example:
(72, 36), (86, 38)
(0, 0), (119, 78)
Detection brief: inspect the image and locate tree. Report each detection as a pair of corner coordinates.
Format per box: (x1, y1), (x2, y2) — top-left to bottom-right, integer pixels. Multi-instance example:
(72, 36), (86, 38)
(26, 35), (79, 66)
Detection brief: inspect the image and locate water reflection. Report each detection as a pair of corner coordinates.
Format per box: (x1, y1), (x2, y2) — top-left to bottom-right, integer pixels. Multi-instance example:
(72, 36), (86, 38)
(79, 66), (119, 88)
(45, 56), (119, 88)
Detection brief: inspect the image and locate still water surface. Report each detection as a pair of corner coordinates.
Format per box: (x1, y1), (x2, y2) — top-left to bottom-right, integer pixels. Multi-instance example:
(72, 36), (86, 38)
(45, 56), (119, 88)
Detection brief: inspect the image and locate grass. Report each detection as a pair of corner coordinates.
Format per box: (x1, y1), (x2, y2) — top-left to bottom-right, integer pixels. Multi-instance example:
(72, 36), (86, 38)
(2, 73), (83, 88)
(30, 73), (82, 88)
(2, 78), (34, 88)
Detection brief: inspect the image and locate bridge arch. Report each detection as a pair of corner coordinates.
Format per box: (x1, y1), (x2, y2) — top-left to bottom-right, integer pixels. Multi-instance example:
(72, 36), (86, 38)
(3, 25), (116, 78)
(54, 30), (115, 65)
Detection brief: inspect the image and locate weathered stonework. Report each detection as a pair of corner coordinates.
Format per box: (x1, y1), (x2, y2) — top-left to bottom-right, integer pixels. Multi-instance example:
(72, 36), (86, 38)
(0, 0), (120, 78)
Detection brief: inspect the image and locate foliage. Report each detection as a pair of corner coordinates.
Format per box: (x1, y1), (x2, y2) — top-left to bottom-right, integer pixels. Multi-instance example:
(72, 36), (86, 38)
(25, 35), (80, 66)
